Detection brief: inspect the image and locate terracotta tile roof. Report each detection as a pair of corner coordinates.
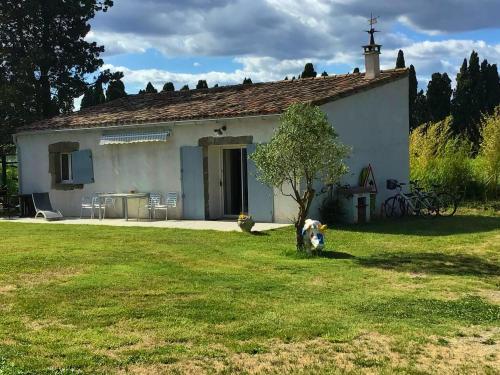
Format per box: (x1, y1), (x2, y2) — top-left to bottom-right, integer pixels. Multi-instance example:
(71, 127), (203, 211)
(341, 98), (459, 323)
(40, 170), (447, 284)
(19, 69), (408, 132)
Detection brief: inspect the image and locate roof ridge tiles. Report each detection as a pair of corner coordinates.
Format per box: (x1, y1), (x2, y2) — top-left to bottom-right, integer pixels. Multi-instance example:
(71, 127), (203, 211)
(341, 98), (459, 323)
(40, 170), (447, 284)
(19, 69), (408, 132)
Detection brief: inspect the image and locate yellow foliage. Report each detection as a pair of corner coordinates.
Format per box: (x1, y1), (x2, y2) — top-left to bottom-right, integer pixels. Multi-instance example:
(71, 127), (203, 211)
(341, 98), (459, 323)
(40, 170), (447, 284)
(480, 106), (500, 195)
(410, 117), (472, 193)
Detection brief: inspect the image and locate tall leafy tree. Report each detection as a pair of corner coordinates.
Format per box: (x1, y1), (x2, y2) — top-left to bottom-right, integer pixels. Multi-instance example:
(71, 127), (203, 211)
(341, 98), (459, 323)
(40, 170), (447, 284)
(0, 63), (38, 144)
(180, 85), (190, 91)
(242, 77), (252, 84)
(321, 71), (328, 77)
(426, 72), (452, 122)
(396, 49), (406, 69)
(353, 67), (360, 73)
(162, 82), (175, 92)
(196, 80), (208, 89)
(300, 63), (317, 78)
(0, 0), (113, 122)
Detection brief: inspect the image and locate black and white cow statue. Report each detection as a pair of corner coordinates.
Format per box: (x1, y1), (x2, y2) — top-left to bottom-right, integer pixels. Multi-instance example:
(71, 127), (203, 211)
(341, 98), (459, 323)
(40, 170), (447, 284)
(302, 219), (327, 254)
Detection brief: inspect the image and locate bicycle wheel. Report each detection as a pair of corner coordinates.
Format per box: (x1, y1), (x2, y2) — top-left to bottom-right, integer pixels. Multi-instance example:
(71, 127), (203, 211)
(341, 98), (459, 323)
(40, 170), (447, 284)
(436, 192), (457, 217)
(385, 196), (404, 218)
(419, 194), (438, 218)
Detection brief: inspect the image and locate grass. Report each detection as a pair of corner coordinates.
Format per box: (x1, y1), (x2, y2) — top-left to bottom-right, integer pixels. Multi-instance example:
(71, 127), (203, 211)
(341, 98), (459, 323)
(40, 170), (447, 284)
(0, 209), (499, 374)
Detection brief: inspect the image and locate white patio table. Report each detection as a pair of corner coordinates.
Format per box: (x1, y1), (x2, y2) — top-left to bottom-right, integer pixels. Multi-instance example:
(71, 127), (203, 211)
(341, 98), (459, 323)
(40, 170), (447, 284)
(97, 192), (150, 221)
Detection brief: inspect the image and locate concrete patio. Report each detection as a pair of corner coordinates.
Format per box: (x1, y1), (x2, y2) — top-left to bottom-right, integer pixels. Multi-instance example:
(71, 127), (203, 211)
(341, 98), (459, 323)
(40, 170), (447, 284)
(0, 217), (291, 232)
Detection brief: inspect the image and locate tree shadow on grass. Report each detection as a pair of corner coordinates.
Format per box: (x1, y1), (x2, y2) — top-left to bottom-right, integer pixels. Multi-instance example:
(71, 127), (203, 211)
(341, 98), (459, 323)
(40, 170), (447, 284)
(319, 250), (355, 259)
(357, 252), (500, 277)
(336, 215), (500, 236)
(250, 231), (269, 236)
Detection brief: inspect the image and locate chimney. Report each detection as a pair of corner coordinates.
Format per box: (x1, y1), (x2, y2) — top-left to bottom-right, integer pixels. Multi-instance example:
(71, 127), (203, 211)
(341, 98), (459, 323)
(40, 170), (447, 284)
(363, 15), (382, 79)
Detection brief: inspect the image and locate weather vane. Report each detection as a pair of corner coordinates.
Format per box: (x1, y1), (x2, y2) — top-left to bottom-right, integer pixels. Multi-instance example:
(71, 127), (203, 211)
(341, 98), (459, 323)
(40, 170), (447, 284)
(365, 13), (379, 45)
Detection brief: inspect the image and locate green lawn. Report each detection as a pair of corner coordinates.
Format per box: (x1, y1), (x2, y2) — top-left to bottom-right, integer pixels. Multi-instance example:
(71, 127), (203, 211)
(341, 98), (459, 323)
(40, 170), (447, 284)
(0, 210), (499, 374)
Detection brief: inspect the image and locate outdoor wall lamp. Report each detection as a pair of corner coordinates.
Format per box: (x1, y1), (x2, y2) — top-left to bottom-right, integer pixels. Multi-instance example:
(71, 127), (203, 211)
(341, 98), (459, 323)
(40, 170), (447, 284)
(213, 125), (227, 136)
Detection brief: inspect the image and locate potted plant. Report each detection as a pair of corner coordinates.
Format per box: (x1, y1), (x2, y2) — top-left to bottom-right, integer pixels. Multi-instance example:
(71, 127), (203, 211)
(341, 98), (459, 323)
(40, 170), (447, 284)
(237, 213), (255, 233)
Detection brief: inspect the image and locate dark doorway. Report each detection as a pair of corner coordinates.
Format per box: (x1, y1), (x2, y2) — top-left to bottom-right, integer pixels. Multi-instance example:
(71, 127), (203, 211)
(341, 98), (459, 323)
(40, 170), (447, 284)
(223, 148), (248, 216)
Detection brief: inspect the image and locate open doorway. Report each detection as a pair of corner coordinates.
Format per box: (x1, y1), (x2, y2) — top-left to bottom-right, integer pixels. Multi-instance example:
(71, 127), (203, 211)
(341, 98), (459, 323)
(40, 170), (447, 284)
(222, 148), (248, 216)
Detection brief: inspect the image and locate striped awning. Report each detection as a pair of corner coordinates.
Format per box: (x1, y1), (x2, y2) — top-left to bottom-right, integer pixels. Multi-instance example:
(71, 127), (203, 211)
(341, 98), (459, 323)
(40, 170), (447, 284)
(100, 130), (171, 145)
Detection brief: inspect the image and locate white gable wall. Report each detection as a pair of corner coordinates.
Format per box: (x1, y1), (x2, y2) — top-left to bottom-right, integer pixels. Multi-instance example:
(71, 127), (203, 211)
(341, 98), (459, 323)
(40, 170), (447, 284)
(16, 77), (408, 223)
(274, 77), (409, 222)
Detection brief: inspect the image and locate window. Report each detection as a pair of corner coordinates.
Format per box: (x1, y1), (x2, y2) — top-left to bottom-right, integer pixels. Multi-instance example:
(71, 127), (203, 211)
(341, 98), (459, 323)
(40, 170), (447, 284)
(60, 153), (72, 183)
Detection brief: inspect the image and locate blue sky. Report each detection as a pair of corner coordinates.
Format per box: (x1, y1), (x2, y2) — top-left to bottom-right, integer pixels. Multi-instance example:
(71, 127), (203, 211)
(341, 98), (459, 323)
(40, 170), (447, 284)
(84, 0), (500, 97)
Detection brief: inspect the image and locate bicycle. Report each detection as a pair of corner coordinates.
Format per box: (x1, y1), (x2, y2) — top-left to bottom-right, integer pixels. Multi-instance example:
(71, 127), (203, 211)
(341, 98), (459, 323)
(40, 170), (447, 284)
(423, 182), (459, 217)
(384, 180), (437, 218)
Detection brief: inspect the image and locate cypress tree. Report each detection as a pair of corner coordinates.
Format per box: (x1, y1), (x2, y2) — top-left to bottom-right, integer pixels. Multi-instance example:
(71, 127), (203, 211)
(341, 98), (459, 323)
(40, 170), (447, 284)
(80, 78), (106, 109)
(408, 65), (419, 130)
(94, 81), (106, 105)
(145, 82), (157, 94)
(139, 82), (157, 94)
(162, 82), (175, 92)
(196, 80), (208, 89)
(80, 87), (96, 109)
(396, 50), (406, 69)
(452, 58), (470, 134)
(452, 52), (486, 144)
(482, 61), (500, 113)
(413, 90), (429, 127)
(426, 72), (452, 122)
(106, 78), (127, 102)
(300, 63), (317, 78)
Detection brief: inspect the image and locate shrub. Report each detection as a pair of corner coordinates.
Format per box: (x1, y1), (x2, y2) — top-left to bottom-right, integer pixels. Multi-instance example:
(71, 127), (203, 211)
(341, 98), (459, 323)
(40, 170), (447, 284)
(410, 117), (473, 195)
(479, 106), (500, 198)
(319, 190), (344, 225)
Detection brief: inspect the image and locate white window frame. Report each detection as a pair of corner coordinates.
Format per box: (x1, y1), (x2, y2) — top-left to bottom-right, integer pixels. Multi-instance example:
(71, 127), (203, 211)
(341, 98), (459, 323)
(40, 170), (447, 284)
(60, 152), (73, 183)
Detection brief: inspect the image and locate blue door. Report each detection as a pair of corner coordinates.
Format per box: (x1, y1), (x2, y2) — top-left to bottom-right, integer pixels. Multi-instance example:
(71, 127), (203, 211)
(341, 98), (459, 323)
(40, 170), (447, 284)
(246, 144), (274, 222)
(181, 146), (205, 219)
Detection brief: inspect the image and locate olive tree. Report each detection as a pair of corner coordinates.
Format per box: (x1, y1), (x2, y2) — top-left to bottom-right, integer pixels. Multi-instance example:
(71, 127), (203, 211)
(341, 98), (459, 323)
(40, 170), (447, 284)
(251, 103), (350, 250)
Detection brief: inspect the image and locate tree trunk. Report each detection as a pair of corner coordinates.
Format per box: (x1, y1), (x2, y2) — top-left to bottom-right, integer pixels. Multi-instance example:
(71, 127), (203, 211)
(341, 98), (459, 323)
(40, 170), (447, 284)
(295, 218), (306, 251)
(295, 187), (315, 251)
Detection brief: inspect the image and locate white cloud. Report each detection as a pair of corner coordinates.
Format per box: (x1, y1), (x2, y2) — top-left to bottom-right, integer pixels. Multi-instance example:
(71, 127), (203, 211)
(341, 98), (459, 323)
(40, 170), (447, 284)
(85, 0), (500, 93)
(102, 64), (257, 92)
(382, 39), (500, 87)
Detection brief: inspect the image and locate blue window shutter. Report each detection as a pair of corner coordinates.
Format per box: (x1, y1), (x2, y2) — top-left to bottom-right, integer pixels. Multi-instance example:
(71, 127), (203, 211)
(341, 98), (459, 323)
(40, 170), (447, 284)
(71, 149), (94, 184)
(180, 146), (205, 219)
(247, 144), (274, 222)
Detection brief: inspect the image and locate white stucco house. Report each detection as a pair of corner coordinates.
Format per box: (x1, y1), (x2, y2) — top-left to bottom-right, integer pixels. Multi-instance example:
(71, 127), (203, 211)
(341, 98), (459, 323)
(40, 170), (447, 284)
(14, 40), (409, 223)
